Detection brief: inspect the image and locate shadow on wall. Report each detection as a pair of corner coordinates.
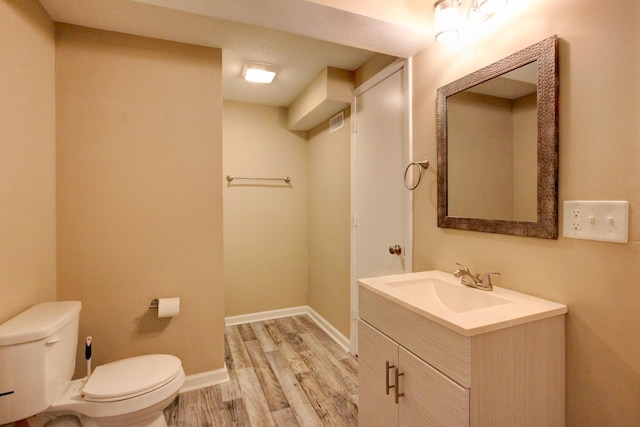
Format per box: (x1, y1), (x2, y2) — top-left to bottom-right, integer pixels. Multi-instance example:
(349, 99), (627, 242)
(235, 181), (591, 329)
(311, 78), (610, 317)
(134, 310), (173, 336)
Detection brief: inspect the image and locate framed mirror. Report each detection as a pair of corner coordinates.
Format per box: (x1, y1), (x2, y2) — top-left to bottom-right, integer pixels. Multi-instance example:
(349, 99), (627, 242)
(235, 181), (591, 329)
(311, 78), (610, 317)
(436, 35), (559, 239)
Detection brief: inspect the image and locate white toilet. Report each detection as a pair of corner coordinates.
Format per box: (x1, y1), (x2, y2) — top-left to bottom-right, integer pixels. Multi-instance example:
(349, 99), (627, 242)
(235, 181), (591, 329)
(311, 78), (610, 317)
(0, 301), (185, 427)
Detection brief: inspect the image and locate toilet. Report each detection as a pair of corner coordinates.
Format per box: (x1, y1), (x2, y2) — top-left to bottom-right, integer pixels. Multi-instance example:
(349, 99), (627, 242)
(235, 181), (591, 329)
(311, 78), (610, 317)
(0, 301), (185, 427)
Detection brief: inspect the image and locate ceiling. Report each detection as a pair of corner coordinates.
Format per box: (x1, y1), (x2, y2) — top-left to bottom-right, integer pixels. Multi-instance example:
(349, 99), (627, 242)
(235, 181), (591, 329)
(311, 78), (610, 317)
(38, 0), (434, 107)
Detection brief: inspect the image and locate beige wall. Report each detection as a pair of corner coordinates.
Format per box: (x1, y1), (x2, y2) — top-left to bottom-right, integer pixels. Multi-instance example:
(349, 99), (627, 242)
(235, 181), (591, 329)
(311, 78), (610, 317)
(412, 0), (640, 425)
(56, 25), (224, 377)
(308, 110), (351, 337)
(223, 101), (308, 316)
(0, 1), (56, 322)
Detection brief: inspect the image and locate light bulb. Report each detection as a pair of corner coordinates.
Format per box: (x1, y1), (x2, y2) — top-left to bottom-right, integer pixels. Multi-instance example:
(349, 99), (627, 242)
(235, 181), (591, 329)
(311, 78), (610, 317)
(478, 0), (508, 16)
(434, 0), (461, 42)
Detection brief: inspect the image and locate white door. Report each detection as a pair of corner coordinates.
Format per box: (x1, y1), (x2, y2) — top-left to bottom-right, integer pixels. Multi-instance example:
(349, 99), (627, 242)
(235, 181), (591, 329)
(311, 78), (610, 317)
(350, 61), (412, 354)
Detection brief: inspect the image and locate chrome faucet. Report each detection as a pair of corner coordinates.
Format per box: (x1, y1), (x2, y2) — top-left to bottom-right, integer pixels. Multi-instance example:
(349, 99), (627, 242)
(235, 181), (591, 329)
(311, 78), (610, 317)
(453, 263), (500, 291)
(453, 263), (481, 287)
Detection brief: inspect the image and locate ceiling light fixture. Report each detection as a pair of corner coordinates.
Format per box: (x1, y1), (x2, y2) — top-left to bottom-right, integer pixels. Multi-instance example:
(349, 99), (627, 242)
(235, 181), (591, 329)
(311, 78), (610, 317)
(434, 0), (508, 42)
(242, 62), (278, 84)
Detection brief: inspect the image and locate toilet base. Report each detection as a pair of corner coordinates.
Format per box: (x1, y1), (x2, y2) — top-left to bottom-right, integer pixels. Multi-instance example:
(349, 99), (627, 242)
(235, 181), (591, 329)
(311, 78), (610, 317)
(77, 411), (168, 427)
(27, 389), (177, 427)
(27, 414), (82, 427)
(28, 411), (168, 427)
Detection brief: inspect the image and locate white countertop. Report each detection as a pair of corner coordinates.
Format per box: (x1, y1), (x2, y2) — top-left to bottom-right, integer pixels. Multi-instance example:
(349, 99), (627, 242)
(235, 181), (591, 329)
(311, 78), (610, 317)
(358, 270), (568, 336)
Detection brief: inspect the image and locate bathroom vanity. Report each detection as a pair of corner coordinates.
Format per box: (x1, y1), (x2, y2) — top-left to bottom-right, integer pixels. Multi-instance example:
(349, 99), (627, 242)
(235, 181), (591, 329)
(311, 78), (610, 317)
(358, 270), (567, 427)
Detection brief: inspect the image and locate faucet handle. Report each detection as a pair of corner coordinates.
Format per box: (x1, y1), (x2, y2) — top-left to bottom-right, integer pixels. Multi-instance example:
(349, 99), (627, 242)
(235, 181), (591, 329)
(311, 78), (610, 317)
(455, 262), (470, 273)
(481, 272), (501, 286)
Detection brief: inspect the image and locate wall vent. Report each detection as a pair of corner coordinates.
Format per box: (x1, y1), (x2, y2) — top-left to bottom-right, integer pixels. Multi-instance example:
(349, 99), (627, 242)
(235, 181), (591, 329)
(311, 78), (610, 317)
(329, 111), (345, 134)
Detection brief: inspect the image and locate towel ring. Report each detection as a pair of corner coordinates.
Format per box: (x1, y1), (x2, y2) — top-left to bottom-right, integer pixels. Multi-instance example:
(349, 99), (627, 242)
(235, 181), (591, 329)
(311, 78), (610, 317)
(403, 159), (430, 190)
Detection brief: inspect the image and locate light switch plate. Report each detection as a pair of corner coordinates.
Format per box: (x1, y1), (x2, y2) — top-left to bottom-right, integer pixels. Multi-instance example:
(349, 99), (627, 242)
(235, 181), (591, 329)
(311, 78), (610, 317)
(563, 201), (629, 243)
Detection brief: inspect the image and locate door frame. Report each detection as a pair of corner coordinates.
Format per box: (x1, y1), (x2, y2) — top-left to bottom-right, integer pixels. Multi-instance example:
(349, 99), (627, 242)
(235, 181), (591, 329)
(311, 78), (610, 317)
(349, 58), (414, 355)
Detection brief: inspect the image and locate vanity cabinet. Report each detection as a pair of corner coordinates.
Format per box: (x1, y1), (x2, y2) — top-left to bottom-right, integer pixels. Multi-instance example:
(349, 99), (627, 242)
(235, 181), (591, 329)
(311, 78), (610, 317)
(358, 285), (565, 427)
(359, 320), (468, 427)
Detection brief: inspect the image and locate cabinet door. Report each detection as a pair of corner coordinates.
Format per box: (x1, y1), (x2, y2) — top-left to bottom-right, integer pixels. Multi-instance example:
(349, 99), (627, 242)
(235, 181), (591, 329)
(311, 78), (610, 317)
(399, 347), (469, 427)
(358, 320), (399, 427)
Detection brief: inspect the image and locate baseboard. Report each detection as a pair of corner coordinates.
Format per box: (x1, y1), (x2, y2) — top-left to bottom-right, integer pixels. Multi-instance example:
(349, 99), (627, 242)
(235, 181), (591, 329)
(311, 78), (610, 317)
(305, 306), (350, 352)
(224, 306), (308, 326)
(225, 305), (351, 352)
(180, 365), (230, 393)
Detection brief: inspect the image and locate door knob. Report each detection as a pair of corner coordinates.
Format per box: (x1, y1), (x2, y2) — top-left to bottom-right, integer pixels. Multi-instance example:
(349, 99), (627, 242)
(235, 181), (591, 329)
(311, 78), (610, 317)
(389, 244), (402, 255)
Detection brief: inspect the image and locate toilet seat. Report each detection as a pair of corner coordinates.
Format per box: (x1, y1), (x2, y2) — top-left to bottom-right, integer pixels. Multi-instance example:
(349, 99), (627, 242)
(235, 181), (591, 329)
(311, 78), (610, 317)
(83, 354), (182, 402)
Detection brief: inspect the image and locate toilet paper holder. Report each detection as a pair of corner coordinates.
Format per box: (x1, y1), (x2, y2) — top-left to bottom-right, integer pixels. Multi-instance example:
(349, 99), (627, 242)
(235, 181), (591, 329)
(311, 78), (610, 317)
(148, 299), (160, 310)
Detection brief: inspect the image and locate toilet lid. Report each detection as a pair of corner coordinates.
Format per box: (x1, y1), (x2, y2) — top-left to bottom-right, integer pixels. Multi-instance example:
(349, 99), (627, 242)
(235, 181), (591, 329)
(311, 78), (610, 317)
(83, 354), (182, 402)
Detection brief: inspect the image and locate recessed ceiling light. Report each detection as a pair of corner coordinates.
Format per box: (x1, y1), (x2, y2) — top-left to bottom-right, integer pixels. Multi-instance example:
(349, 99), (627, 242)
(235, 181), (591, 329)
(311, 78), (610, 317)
(242, 62), (278, 84)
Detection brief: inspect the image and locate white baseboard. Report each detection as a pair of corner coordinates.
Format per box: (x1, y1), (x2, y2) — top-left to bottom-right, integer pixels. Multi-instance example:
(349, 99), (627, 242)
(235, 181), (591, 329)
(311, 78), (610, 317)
(225, 306), (308, 326)
(180, 365), (229, 393)
(305, 306), (350, 353)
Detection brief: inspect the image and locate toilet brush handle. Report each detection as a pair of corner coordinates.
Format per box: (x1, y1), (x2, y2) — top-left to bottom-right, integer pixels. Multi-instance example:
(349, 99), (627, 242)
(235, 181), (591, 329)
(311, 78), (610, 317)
(85, 336), (92, 359)
(84, 337), (91, 360)
(85, 336), (92, 377)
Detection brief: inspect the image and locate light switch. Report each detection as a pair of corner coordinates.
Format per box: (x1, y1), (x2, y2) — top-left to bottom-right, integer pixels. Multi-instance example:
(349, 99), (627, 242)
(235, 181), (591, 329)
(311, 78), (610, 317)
(563, 201), (629, 243)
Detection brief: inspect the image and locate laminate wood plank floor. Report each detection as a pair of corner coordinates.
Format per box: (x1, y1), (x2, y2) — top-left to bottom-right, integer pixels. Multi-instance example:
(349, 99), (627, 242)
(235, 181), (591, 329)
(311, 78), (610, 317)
(164, 315), (358, 426)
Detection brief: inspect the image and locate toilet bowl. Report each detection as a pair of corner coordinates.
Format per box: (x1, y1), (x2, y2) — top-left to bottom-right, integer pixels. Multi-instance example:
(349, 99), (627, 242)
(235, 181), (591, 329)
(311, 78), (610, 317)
(31, 354), (185, 427)
(0, 302), (185, 427)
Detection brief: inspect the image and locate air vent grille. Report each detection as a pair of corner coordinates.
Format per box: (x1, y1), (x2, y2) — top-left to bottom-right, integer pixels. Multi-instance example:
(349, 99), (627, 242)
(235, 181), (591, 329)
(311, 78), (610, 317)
(329, 111), (345, 134)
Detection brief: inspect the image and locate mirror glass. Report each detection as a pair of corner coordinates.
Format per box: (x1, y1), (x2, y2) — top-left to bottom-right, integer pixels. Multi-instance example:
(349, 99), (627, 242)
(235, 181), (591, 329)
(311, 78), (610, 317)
(437, 36), (558, 239)
(447, 62), (538, 222)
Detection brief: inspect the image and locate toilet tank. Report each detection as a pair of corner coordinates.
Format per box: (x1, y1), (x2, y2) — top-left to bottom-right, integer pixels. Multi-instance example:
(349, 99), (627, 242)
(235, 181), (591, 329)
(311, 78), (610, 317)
(0, 301), (81, 424)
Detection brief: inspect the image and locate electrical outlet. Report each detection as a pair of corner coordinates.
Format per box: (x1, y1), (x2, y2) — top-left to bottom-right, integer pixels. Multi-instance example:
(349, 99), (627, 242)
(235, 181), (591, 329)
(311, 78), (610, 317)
(563, 201), (629, 243)
(570, 209), (582, 230)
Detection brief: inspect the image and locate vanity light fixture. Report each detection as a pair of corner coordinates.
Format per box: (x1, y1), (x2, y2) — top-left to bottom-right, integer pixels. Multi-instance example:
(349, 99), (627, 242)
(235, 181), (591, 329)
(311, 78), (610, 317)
(434, 0), (461, 43)
(242, 62), (278, 84)
(434, 0), (508, 42)
(477, 0), (508, 15)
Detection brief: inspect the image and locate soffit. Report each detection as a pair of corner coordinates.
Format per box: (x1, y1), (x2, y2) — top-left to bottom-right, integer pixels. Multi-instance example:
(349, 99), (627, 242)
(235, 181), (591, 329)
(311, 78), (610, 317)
(38, 0), (433, 106)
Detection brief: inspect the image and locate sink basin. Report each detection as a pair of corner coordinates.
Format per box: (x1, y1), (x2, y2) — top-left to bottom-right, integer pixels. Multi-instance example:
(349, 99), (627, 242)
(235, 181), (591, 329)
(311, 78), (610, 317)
(386, 278), (509, 313)
(358, 270), (567, 335)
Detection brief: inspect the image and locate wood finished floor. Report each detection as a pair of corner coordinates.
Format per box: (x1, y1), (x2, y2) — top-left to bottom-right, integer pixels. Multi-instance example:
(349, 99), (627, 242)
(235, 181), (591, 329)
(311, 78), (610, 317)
(164, 315), (358, 426)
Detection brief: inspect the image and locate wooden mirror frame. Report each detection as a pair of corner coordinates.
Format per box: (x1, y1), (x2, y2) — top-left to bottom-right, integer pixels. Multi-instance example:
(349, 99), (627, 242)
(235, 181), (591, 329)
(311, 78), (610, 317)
(436, 35), (559, 239)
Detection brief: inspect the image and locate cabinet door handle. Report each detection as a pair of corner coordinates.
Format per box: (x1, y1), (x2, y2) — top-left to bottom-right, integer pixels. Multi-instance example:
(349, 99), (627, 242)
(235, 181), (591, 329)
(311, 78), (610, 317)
(394, 367), (405, 404)
(385, 361), (395, 395)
